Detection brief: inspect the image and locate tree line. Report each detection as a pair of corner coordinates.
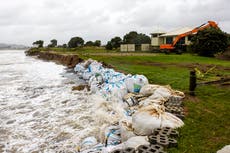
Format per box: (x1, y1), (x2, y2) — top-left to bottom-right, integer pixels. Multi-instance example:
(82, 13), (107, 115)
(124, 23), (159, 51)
(32, 37), (101, 48)
(32, 31), (151, 50)
(32, 28), (229, 57)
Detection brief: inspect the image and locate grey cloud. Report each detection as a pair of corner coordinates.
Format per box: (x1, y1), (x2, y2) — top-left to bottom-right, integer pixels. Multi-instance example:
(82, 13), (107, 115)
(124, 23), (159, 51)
(0, 0), (229, 46)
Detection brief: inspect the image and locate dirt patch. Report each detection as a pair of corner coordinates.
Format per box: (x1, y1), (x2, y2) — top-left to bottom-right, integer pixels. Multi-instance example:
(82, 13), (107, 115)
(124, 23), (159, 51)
(137, 61), (230, 72)
(216, 48), (230, 61)
(184, 94), (200, 103)
(26, 51), (83, 68)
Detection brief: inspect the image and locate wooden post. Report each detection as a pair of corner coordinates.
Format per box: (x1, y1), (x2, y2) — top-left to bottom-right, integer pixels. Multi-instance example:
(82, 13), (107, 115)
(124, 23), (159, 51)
(189, 70), (197, 96)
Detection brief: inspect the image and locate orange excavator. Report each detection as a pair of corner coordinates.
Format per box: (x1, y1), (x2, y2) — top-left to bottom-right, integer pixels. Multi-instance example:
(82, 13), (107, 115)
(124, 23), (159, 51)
(160, 21), (218, 54)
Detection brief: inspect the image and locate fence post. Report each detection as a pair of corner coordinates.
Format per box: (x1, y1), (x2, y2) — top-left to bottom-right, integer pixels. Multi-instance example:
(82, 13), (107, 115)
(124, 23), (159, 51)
(189, 70), (197, 96)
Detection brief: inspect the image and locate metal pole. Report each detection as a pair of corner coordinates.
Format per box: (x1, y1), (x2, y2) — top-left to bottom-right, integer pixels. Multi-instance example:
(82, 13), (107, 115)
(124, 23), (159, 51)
(189, 70), (197, 96)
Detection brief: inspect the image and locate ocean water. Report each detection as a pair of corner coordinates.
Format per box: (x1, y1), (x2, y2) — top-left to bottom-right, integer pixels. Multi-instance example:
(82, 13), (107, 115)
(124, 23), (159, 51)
(0, 50), (97, 153)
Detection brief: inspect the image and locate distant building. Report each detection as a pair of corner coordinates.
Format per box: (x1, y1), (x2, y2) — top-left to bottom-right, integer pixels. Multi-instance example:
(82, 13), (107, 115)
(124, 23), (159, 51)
(151, 27), (193, 49)
(120, 44), (135, 52)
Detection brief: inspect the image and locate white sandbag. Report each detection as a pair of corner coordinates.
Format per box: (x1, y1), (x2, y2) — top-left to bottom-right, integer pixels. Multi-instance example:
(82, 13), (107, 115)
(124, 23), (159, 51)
(109, 72), (127, 83)
(123, 93), (139, 107)
(89, 73), (104, 93)
(82, 59), (94, 68)
(140, 84), (160, 96)
(125, 75), (149, 93)
(123, 136), (150, 149)
(120, 120), (136, 142)
(139, 98), (165, 107)
(101, 125), (121, 146)
(101, 144), (124, 153)
(132, 105), (183, 135)
(74, 64), (85, 73)
(101, 68), (115, 83)
(161, 112), (184, 128)
(101, 81), (128, 100)
(91, 94), (126, 125)
(88, 61), (103, 74)
(81, 136), (97, 150)
(82, 71), (93, 80)
(217, 145), (230, 153)
(148, 86), (172, 101)
(89, 73), (104, 86)
(81, 143), (104, 153)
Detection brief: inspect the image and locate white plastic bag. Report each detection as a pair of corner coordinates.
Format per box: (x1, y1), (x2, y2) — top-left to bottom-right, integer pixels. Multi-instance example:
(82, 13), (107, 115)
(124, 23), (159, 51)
(120, 120), (136, 142)
(82, 71), (93, 80)
(123, 136), (150, 149)
(81, 136), (97, 150)
(132, 105), (184, 135)
(148, 86), (172, 101)
(217, 145), (230, 153)
(101, 125), (121, 146)
(88, 61), (103, 74)
(101, 81), (128, 100)
(140, 84), (160, 96)
(74, 64), (85, 73)
(125, 75), (149, 93)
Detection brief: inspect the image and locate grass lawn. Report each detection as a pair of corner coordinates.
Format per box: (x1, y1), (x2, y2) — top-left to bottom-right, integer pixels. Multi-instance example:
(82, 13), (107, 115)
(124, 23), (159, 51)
(79, 51), (230, 153)
(33, 48), (230, 153)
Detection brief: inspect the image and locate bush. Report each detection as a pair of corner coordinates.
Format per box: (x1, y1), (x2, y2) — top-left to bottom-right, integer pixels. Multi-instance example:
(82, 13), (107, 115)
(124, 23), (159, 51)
(191, 27), (228, 57)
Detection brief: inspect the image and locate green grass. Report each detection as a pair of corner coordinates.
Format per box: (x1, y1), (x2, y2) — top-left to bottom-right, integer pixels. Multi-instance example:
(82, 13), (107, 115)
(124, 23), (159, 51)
(29, 48), (230, 152)
(78, 51), (230, 153)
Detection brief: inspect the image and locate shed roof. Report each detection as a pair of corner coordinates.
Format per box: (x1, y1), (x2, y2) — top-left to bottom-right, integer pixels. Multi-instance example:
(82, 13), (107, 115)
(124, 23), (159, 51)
(151, 29), (166, 35)
(160, 27), (193, 37)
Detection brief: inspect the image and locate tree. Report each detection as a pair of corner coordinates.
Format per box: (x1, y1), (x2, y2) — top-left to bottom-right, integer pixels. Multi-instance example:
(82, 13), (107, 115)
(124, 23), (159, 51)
(111, 37), (122, 49)
(94, 40), (101, 47)
(32, 40), (44, 48)
(105, 41), (113, 50)
(123, 31), (151, 45)
(85, 41), (94, 46)
(191, 27), (229, 57)
(48, 39), (57, 47)
(62, 44), (67, 48)
(68, 37), (84, 48)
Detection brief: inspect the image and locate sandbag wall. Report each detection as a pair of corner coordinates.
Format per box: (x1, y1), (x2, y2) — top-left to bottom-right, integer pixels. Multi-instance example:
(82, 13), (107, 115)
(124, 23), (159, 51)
(74, 59), (185, 153)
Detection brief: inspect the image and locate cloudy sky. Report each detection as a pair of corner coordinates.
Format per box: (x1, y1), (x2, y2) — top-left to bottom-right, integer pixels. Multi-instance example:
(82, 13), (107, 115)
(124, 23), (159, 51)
(1, 0), (229, 46)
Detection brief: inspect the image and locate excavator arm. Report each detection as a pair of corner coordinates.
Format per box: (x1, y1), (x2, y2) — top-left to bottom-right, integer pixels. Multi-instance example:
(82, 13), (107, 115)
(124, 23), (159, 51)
(160, 21), (218, 52)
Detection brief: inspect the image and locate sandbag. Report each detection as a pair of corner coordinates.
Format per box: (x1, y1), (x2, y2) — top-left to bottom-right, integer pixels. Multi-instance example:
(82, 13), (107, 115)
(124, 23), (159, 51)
(88, 61), (103, 74)
(125, 75), (149, 93)
(89, 73), (104, 93)
(120, 120), (136, 142)
(139, 84), (160, 96)
(80, 136), (97, 150)
(123, 93), (139, 107)
(82, 71), (93, 80)
(148, 86), (172, 101)
(101, 125), (121, 146)
(123, 136), (150, 149)
(81, 143), (104, 153)
(132, 105), (183, 135)
(217, 145), (230, 153)
(101, 81), (128, 100)
(74, 64), (85, 73)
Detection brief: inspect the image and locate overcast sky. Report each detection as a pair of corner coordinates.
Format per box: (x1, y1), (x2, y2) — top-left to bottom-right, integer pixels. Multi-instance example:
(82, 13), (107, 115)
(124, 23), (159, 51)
(0, 0), (229, 46)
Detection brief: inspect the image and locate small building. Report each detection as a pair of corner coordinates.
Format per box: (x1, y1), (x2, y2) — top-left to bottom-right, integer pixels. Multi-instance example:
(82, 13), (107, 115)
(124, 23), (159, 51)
(151, 27), (193, 49)
(120, 44), (135, 52)
(120, 44), (151, 52)
(141, 44), (151, 51)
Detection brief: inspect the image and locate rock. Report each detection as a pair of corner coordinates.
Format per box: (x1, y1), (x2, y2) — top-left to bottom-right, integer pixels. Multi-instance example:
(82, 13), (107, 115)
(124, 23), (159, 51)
(72, 85), (89, 91)
(6, 120), (16, 124)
